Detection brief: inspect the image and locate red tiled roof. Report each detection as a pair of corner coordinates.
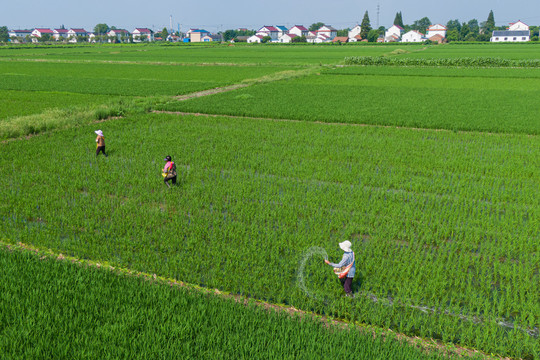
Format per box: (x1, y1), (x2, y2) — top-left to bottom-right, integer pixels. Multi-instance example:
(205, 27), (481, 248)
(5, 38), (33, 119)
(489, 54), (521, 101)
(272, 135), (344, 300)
(393, 25), (404, 30)
(260, 26), (278, 32)
(34, 28), (54, 33)
(134, 28), (152, 33)
(332, 36), (348, 42)
(70, 28), (87, 33)
(292, 25), (308, 31)
(54, 29), (69, 33)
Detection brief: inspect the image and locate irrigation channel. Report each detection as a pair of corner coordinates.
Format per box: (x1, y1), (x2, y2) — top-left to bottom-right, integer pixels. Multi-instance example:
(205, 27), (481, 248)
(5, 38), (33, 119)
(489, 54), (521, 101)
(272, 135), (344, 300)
(297, 246), (539, 339)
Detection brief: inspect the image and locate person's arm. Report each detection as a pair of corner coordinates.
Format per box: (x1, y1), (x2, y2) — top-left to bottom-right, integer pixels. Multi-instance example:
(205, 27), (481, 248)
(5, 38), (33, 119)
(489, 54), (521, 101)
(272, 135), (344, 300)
(326, 253), (348, 268)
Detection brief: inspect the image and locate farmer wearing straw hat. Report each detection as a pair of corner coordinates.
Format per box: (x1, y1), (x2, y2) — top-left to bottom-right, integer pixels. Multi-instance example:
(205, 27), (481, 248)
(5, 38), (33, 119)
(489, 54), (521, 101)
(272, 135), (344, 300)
(94, 130), (107, 157)
(162, 155), (177, 188)
(325, 240), (355, 297)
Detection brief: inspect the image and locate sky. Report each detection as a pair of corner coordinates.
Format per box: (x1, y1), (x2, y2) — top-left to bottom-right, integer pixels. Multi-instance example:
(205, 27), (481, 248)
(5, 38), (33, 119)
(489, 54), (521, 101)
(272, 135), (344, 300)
(3, 0), (540, 33)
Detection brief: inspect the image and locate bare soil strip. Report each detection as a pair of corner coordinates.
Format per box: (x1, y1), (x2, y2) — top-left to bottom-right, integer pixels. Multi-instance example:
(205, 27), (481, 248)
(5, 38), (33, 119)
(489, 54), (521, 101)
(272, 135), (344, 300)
(0, 240), (511, 359)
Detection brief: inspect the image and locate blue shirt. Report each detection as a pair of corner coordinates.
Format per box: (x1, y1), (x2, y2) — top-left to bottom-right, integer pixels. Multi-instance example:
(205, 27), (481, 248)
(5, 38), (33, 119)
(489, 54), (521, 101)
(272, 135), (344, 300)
(329, 251), (355, 278)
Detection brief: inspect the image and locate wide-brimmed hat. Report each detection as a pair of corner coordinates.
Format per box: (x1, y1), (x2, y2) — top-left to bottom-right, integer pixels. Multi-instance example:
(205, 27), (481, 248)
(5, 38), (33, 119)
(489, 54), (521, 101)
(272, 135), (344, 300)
(95, 130), (103, 136)
(339, 240), (352, 252)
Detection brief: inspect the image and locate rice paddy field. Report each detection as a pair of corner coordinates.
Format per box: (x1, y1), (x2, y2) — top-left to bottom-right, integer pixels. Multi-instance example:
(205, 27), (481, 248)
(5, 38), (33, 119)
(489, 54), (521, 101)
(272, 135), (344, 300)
(0, 42), (539, 359)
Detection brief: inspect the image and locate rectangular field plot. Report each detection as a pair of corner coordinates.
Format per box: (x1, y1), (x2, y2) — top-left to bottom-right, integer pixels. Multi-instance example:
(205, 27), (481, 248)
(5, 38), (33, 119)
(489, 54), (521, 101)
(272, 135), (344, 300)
(157, 66), (540, 135)
(0, 113), (538, 358)
(0, 44), (410, 65)
(0, 61), (290, 96)
(0, 90), (116, 120)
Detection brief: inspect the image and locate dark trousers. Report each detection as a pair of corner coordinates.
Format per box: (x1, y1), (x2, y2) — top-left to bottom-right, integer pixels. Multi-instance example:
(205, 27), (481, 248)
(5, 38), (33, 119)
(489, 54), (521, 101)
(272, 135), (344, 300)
(164, 175), (177, 186)
(96, 146), (107, 157)
(340, 277), (353, 294)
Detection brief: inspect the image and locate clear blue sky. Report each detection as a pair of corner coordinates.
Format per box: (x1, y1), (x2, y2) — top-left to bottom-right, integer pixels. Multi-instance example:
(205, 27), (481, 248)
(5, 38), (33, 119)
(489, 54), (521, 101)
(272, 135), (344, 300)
(3, 0), (540, 33)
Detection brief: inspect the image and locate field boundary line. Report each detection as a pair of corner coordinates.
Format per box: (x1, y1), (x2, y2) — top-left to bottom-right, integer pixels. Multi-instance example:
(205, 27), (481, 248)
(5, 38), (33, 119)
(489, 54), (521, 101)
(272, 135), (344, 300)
(0, 240), (509, 360)
(153, 110), (539, 138)
(0, 57), (303, 68)
(175, 84), (250, 101)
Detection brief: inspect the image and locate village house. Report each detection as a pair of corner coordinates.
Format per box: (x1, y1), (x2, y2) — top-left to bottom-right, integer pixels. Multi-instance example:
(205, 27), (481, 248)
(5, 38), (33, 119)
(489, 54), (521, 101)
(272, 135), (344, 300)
(132, 28), (154, 42)
(187, 29), (210, 42)
(8, 29), (32, 43)
(385, 24), (403, 42)
(31, 28), (54, 42)
(491, 20), (530, 42)
(428, 34), (445, 44)
(247, 34), (264, 43)
(256, 26), (279, 41)
(276, 26), (288, 37)
(67, 28), (88, 42)
(508, 20), (529, 31)
(426, 24), (447, 38)
(332, 36), (348, 43)
(348, 25), (361, 41)
(201, 34), (222, 42)
(53, 29), (69, 41)
(288, 25), (308, 37)
(279, 33), (298, 43)
(402, 30), (424, 42)
(316, 25), (337, 40)
(107, 29), (131, 43)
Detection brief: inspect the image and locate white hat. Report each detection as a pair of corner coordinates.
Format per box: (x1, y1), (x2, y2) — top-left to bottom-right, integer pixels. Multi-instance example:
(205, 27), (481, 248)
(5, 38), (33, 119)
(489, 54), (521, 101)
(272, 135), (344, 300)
(339, 240), (352, 252)
(95, 130), (103, 136)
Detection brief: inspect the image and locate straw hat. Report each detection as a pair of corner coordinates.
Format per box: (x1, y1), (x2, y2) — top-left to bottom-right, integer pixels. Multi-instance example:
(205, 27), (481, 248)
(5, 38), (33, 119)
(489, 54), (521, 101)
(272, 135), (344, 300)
(95, 130), (103, 136)
(339, 240), (352, 252)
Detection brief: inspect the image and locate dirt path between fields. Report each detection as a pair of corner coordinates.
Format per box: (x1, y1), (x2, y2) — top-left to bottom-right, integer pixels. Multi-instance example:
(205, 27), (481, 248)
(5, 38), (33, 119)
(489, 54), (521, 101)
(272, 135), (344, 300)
(175, 84), (250, 101)
(0, 241), (514, 360)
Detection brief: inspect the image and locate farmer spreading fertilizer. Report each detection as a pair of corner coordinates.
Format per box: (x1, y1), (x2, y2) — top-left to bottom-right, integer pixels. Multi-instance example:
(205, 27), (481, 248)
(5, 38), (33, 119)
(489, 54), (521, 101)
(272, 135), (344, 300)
(325, 240), (355, 297)
(94, 130), (107, 157)
(162, 155), (177, 188)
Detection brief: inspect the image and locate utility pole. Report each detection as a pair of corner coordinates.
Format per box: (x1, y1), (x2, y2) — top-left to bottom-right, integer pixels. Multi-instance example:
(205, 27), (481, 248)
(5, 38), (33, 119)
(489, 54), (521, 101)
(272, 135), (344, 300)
(170, 15), (173, 34)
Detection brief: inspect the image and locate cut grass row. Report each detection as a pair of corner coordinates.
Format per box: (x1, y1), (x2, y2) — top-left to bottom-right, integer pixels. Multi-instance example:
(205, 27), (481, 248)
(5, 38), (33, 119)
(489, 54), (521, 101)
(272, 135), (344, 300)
(0, 244), (462, 360)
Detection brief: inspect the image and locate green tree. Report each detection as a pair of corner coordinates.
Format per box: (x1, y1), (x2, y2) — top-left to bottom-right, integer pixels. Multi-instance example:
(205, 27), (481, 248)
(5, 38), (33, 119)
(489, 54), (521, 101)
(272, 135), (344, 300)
(468, 19), (479, 34)
(223, 30), (236, 41)
(393, 12), (404, 27)
(464, 33), (477, 41)
(460, 22), (470, 40)
(291, 35), (307, 43)
(0, 26), (9, 42)
(446, 29), (459, 42)
(367, 29), (379, 42)
(481, 10), (495, 33)
(360, 11), (372, 39)
(94, 23), (109, 35)
(40, 33), (52, 42)
(160, 27), (169, 40)
(446, 19), (461, 33)
(337, 28), (349, 37)
(309, 22), (325, 31)
(261, 36), (271, 43)
(412, 17), (431, 33)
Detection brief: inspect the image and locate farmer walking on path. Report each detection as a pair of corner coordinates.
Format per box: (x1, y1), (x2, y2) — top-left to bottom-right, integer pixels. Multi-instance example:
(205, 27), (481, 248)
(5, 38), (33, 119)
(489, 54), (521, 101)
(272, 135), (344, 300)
(325, 240), (355, 297)
(162, 155), (177, 188)
(95, 130), (107, 157)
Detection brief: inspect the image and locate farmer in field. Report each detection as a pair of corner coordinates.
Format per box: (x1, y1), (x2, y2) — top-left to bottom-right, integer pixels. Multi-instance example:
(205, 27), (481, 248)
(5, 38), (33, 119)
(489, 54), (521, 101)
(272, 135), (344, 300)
(325, 240), (355, 297)
(162, 155), (177, 188)
(94, 130), (107, 157)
